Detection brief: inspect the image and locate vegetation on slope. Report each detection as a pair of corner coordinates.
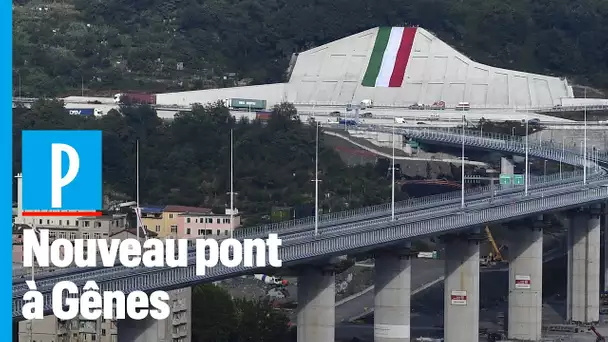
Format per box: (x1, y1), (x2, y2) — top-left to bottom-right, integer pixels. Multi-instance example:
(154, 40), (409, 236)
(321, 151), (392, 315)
(13, 101), (403, 225)
(13, 0), (608, 97)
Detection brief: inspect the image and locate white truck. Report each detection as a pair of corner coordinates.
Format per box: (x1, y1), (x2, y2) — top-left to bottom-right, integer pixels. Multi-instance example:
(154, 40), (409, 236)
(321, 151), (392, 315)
(360, 99), (374, 108)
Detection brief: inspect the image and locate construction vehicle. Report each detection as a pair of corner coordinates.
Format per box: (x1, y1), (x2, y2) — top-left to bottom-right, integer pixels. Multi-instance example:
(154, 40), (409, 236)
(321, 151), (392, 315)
(590, 326), (606, 342)
(254, 274), (288, 287)
(480, 226), (506, 267)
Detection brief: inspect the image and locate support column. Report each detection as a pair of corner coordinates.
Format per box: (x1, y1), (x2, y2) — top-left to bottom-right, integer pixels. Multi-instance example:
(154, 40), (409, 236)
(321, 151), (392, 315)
(117, 315), (163, 342)
(374, 246), (415, 342)
(297, 268), (335, 342)
(567, 206), (601, 324)
(603, 203), (608, 293)
(507, 217), (543, 341)
(443, 232), (481, 342)
(501, 157), (515, 175)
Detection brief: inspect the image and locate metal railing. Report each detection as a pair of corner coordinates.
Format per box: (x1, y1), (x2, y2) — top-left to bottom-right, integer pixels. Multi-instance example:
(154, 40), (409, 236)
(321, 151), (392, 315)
(12, 126), (608, 318)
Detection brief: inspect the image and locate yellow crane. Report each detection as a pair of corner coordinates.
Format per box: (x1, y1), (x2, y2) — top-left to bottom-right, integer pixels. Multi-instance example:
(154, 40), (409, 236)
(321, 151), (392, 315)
(485, 226), (504, 262)
(480, 225), (505, 266)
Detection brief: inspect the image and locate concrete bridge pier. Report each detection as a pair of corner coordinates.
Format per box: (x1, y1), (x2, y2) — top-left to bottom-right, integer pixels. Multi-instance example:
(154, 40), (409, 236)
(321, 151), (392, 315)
(603, 203), (608, 293)
(296, 266), (336, 342)
(507, 216), (543, 341)
(501, 157), (515, 176)
(373, 244), (417, 342)
(441, 231), (483, 342)
(567, 206), (601, 324)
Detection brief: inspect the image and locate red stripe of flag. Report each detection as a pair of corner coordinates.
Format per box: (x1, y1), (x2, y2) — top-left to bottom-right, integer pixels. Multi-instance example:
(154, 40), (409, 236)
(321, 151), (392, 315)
(388, 27), (417, 87)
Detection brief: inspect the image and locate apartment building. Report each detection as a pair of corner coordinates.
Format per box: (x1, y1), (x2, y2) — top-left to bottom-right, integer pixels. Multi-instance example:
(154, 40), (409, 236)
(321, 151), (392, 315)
(12, 215), (128, 264)
(14, 214), (128, 342)
(176, 208), (241, 239)
(140, 205), (212, 238)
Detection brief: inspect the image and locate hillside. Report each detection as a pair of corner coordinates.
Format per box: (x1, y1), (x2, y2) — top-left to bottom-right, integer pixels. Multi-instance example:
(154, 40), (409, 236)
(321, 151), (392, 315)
(13, 0), (608, 97)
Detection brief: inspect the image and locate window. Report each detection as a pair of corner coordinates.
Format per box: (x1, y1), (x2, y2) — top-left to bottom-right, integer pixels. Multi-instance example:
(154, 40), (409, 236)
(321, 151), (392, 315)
(66, 220), (70, 226)
(198, 229), (204, 236)
(95, 221), (101, 228)
(46, 220), (50, 224)
(102, 329), (106, 336)
(59, 220), (62, 225)
(39, 219), (42, 224)
(216, 218), (220, 224)
(144, 225), (148, 230)
(186, 228), (191, 235)
(69, 232), (76, 240)
(59, 232), (66, 239)
(224, 230), (229, 236)
(216, 229), (220, 235)
(155, 225), (160, 232)
(83, 233), (90, 239)
(83, 221), (90, 227)
(223, 218), (231, 224)
(94, 233), (101, 239)
(186, 218), (191, 223)
(49, 231), (56, 239)
(75, 221), (79, 226)
(169, 214), (174, 218)
(171, 225), (177, 233)
(205, 218), (212, 224)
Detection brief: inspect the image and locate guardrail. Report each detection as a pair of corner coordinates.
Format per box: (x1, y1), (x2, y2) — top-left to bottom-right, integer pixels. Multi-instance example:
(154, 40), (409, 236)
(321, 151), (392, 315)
(12, 126), (608, 318)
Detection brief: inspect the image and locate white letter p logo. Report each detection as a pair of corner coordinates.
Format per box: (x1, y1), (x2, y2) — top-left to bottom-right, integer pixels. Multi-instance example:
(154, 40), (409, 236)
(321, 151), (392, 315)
(51, 143), (80, 208)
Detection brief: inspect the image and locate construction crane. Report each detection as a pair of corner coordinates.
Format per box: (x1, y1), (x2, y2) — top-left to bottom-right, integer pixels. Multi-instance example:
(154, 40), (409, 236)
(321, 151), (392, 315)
(480, 226), (506, 266)
(590, 326), (606, 342)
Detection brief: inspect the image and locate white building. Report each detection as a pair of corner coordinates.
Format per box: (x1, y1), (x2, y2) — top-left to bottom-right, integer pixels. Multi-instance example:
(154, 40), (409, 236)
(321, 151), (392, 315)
(13, 174), (192, 342)
(155, 26), (574, 109)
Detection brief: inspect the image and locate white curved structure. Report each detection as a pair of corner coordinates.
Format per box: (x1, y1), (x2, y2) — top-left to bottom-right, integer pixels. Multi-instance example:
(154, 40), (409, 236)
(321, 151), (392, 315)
(156, 26), (574, 109)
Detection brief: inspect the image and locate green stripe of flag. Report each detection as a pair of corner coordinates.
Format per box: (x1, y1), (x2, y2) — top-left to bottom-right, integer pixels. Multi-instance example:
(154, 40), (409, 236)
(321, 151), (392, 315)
(361, 27), (391, 87)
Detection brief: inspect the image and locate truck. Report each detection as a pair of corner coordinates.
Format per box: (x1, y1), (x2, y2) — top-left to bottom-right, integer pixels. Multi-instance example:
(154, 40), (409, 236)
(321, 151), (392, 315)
(66, 108), (102, 116)
(255, 111), (272, 121)
(430, 101), (446, 110)
(360, 99), (374, 108)
(224, 98), (267, 111)
(114, 93), (157, 105)
(338, 118), (358, 126)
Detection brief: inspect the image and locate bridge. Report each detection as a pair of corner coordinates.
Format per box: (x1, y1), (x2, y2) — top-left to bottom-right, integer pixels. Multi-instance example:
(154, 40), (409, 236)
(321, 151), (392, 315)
(13, 125), (608, 342)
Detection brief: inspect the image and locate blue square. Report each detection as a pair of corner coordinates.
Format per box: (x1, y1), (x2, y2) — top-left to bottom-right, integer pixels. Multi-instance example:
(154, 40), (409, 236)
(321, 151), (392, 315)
(22, 130), (102, 211)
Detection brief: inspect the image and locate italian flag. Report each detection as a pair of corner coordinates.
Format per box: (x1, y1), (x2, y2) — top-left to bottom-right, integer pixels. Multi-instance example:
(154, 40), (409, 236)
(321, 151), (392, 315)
(361, 27), (417, 88)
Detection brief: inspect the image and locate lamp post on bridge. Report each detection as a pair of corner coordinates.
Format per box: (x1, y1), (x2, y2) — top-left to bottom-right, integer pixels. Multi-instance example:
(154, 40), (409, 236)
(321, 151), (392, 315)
(584, 87), (588, 185)
(461, 114), (465, 208)
(525, 115), (529, 196)
(392, 119), (396, 221)
(313, 121), (321, 235)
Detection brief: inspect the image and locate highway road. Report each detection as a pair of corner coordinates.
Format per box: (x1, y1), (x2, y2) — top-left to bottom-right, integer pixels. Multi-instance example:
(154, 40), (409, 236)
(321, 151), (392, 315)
(335, 258), (443, 323)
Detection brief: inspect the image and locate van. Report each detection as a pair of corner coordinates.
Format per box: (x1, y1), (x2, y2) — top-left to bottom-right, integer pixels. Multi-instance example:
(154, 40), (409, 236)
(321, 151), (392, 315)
(456, 102), (470, 111)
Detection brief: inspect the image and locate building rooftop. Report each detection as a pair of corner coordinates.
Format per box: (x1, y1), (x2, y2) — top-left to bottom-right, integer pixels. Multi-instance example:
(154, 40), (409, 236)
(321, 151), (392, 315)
(140, 205), (165, 214)
(109, 227), (158, 238)
(163, 205), (212, 213)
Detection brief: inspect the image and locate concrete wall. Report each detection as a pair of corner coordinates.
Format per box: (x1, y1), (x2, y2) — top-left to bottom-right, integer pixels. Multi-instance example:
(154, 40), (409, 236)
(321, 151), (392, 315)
(155, 83), (287, 108)
(289, 27), (573, 108)
(156, 26), (575, 109)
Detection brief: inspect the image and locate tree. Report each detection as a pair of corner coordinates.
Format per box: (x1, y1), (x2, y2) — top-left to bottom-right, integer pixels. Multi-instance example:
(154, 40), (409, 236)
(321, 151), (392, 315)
(12, 100), (394, 226)
(233, 298), (290, 342)
(14, 0), (608, 96)
(191, 284), (237, 342)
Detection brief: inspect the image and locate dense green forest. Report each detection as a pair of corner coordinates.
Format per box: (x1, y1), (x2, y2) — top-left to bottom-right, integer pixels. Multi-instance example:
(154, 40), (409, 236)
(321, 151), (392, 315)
(13, 0), (608, 97)
(13, 101), (400, 224)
